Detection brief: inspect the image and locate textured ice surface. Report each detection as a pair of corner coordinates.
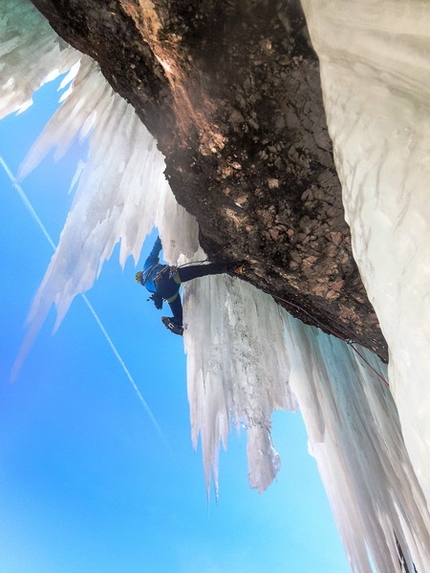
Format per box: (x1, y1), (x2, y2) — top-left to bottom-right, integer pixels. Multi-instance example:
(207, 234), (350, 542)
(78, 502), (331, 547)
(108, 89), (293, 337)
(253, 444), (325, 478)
(302, 0), (430, 511)
(284, 317), (430, 572)
(1, 5), (198, 367)
(0, 0), (79, 119)
(3, 1), (430, 571)
(183, 271), (297, 495)
(19, 55), (197, 332)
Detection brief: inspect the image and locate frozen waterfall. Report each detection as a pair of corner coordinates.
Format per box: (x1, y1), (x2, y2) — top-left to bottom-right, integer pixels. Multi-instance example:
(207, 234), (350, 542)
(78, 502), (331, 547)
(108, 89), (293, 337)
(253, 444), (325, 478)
(2, 0), (430, 571)
(302, 0), (430, 510)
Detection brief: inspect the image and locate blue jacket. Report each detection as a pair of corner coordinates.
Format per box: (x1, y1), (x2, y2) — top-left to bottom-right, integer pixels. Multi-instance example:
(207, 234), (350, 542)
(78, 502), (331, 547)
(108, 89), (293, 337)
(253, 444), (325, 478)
(142, 236), (165, 293)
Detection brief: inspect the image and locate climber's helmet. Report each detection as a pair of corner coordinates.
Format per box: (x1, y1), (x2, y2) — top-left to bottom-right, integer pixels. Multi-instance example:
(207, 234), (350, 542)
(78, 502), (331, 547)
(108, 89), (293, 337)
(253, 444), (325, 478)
(135, 271), (144, 285)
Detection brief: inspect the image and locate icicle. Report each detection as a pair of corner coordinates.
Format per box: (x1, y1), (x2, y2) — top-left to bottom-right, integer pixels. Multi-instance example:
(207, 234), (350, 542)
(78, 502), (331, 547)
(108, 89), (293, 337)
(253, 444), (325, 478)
(18, 55), (174, 333)
(0, 0), (80, 119)
(4, 2), (430, 571)
(183, 274), (297, 495)
(1, 1), (199, 370)
(284, 315), (430, 572)
(302, 0), (430, 512)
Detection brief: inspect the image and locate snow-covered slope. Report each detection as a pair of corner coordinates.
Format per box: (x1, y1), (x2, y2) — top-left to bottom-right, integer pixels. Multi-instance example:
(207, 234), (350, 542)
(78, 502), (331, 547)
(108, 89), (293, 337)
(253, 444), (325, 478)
(2, 0), (430, 570)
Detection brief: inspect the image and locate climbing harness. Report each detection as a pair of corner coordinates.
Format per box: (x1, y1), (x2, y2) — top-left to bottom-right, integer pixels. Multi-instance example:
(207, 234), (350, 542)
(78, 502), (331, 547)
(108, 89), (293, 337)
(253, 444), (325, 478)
(152, 264), (179, 282)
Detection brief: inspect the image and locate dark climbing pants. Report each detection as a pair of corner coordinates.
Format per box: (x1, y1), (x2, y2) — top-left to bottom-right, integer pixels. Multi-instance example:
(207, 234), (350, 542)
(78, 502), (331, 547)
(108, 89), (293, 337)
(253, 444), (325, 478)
(155, 262), (231, 326)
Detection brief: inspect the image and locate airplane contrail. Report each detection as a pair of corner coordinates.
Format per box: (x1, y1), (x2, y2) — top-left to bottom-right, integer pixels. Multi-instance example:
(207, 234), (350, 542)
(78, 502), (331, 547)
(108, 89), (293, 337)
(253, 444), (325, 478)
(0, 155), (171, 451)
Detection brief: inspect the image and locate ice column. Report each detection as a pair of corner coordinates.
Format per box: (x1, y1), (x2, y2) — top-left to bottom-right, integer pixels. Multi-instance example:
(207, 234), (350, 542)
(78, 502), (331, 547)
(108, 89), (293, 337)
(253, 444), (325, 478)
(183, 273), (298, 496)
(302, 0), (430, 508)
(284, 315), (430, 572)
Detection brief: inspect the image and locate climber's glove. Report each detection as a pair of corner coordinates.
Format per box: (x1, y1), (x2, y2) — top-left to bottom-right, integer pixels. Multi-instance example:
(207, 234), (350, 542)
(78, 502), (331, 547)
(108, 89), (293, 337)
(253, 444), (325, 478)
(148, 293), (163, 310)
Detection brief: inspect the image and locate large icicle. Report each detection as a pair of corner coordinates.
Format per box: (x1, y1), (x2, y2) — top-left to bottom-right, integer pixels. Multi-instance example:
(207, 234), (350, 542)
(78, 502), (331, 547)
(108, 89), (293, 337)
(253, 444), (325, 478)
(2, 23), (199, 370)
(12, 54), (199, 372)
(184, 262), (430, 569)
(284, 315), (430, 572)
(1, 0), (198, 344)
(183, 273), (297, 495)
(301, 0), (430, 509)
(0, 0), (80, 119)
(19, 55), (191, 332)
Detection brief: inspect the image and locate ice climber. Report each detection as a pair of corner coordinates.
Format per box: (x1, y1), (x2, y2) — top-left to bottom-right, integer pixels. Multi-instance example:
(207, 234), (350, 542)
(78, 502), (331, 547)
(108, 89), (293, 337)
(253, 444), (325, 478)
(135, 236), (246, 335)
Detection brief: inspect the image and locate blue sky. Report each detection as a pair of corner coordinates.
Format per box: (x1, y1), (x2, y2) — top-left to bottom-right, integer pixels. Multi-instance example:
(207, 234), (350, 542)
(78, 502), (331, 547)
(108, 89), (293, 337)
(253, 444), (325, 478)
(0, 78), (350, 572)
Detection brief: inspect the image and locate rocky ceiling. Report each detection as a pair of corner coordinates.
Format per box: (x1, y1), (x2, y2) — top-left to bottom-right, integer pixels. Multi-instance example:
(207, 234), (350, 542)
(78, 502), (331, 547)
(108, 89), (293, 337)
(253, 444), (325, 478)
(30, 0), (388, 361)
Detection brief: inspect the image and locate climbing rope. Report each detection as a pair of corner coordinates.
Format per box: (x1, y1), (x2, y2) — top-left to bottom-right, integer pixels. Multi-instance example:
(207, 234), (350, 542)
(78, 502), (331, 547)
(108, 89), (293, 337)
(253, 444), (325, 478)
(169, 256), (390, 388)
(271, 293), (390, 388)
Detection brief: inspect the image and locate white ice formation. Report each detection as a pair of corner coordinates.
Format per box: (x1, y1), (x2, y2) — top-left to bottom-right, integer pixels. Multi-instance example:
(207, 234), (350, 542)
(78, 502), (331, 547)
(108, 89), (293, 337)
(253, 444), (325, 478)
(0, 0), (78, 119)
(302, 0), (430, 510)
(2, 0), (430, 571)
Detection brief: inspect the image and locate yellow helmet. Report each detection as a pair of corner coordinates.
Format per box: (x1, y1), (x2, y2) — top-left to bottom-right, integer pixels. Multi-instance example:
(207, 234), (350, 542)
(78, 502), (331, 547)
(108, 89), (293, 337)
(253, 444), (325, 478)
(135, 271), (144, 285)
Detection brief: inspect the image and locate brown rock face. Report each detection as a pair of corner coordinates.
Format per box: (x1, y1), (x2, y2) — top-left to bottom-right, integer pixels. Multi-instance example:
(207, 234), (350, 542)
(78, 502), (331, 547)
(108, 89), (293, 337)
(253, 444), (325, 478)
(31, 0), (388, 361)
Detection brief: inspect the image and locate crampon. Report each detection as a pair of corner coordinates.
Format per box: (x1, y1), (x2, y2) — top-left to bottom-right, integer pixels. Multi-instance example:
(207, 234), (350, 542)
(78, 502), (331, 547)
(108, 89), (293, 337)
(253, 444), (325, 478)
(161, 316), (184, 336)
